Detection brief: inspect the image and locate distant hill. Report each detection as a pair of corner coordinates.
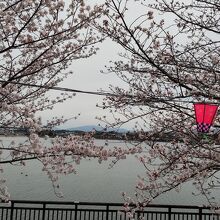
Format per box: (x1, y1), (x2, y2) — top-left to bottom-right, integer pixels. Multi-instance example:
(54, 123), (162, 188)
(67, 125), (128, 133)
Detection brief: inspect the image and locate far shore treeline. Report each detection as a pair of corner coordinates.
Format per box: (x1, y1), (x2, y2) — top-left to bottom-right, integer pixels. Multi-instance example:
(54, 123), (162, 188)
(1, 127), (220, 143)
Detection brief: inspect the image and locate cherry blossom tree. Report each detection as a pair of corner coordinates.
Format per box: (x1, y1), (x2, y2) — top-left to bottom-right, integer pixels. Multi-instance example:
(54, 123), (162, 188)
(0, 0), (103, 201)
(0, 0), (142, 201)
(2, 0), (220, 212)
(97, 0), (220, 210)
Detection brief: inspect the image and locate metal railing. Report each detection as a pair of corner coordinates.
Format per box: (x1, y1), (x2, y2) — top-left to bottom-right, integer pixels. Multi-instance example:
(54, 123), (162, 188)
(0, 200), (219, 220)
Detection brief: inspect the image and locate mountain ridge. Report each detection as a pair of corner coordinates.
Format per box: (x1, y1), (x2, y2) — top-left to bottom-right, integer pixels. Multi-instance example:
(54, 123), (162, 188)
(64, 125), (128, 133)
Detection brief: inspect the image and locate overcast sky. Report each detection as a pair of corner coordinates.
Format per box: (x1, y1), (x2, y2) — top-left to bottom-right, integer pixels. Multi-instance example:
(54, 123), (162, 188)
(38, 38), (128, 129)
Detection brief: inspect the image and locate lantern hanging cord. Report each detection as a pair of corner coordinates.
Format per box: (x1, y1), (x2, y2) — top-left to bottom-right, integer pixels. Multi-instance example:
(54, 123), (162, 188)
(0, 80), (116, 97)
(0, 80), (219, 105)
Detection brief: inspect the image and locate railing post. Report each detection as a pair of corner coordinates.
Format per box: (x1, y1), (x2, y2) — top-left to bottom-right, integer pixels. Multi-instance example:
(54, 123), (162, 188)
(168, 207), (172, 220)
(74, 204), (78, 220)
(10, 201), (14, 220)
(106, 205), (109, 220)
(42, 203), (46, 220)
(199, 207), (202, 220)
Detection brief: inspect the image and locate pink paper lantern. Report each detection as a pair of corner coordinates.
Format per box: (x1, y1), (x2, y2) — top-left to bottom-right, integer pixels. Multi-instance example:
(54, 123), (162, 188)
(194, 103), (218, 133)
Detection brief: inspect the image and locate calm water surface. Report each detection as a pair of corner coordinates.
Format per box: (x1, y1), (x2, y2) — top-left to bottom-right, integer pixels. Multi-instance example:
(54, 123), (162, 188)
(1, 136), (219, 205)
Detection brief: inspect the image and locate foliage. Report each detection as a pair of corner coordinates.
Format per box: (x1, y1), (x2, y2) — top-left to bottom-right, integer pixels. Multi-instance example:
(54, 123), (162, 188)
(2, 0), (220, 213)
(0, 0), (107, 201)
(96, 0), (220, 211)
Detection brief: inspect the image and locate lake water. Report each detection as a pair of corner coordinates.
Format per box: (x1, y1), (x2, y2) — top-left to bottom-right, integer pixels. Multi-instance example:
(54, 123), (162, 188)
(1, 136), (219, 205)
